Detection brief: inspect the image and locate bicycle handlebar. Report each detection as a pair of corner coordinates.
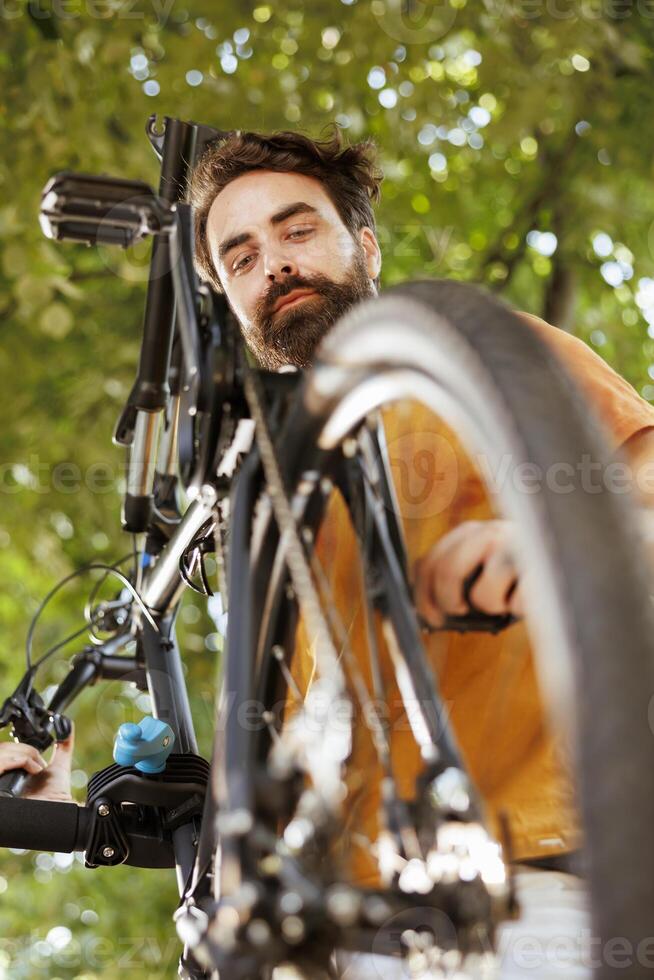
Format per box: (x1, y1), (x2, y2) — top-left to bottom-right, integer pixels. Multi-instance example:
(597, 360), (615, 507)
(0, 795), (90, 852)
(0, 768), (30, 798)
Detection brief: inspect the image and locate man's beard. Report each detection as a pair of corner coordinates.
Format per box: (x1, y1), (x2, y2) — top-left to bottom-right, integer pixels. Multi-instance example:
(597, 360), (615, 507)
(243, 248), (375, 371)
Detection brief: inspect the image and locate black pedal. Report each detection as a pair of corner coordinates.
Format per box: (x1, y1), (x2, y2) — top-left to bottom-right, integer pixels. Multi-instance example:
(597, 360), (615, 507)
(39, 172), (169, 248)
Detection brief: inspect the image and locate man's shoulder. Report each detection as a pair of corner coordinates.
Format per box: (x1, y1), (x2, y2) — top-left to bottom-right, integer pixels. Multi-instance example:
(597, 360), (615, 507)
(377, 308), (654, 452)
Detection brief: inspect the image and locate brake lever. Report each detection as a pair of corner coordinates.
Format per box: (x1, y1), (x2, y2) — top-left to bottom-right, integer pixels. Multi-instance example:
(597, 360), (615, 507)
(0, 672), (72, 749)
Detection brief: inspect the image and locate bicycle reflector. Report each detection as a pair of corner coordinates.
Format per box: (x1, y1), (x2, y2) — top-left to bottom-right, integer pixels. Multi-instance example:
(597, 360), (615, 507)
(39, 172), (172, 248)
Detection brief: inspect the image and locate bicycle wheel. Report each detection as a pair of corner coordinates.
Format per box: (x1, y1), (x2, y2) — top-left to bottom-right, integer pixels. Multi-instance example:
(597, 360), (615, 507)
(211, 278), (654, 980)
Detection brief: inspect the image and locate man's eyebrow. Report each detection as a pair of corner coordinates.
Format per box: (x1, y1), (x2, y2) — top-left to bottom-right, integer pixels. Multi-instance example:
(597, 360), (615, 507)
(269, 201), (319, 225)
(217, 202), (319, 263)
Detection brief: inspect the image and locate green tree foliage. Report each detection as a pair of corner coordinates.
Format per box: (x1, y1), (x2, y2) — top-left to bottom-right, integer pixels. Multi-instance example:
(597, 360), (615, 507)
(1, 1), (653, 975)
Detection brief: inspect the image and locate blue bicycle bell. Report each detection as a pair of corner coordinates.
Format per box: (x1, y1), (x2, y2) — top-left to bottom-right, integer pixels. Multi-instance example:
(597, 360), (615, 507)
(113, 716), (175, 774)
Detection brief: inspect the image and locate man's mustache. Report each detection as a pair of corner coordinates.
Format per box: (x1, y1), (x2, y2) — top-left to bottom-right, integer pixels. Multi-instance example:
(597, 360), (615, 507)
(257, 276), (324, 318)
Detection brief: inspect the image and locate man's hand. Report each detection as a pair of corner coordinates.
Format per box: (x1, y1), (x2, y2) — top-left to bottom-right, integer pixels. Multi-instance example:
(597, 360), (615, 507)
(0, 740), (49, 777)
(413, 519), (524, 628)
(21, 724), (77, 804)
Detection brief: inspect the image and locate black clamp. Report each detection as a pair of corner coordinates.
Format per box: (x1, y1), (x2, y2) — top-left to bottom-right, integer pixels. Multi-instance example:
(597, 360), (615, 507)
(0, 673), (71, 751)
(83, 753), (210, 869)
(85, 797), (130, 868)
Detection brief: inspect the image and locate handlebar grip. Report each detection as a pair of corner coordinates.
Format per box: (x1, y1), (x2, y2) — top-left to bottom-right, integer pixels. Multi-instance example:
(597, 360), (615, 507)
(0, 797), (89, 852)
(0, 768), (30, 798)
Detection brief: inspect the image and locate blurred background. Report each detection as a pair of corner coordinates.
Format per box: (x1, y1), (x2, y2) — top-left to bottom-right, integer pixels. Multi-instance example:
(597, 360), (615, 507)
(1, 2), (654, 976)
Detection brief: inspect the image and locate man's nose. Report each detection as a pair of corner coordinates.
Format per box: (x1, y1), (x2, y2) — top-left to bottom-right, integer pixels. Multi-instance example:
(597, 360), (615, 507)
(263, 249), (298, 282)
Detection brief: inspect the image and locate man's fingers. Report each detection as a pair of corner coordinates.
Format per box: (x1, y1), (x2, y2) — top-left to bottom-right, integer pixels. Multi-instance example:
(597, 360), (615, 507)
(429, 527), (503, 617)
(413, 527), (497, 625)
(23, 756), (48, 774)
(11, 744), (48, 771)
(412, 520), (527, 627)
(49, 725), (75, 771)
(413, 555), (445, 627)
(25, 744), (47, 765)
(5, 752), (46, 775)
(467, 545), (519, 614)
(508, 582), (524, 617)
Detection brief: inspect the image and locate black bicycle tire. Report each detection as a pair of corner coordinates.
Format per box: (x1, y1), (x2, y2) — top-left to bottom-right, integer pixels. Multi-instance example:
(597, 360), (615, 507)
(261, 278), (654, 980)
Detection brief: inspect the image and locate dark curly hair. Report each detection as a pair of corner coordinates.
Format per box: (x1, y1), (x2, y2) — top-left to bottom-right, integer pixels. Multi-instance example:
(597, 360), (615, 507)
(187, 126), (383, 292)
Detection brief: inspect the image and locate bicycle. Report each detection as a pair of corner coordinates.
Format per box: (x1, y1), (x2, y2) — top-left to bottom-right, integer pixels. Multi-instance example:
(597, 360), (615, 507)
(1, 113), (654, 980)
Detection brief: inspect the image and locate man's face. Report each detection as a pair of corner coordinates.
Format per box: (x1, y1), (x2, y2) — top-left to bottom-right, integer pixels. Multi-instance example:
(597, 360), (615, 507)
(205, 170), (381, 370)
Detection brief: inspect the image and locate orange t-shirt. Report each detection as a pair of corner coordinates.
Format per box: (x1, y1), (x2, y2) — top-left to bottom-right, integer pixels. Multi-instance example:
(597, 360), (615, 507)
(288, 311), (654, 885)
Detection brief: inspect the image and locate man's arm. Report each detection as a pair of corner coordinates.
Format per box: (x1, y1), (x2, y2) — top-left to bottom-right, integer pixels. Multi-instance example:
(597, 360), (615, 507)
(615, 425), (654, 556)
(617, 426), (654, 505)
(413, 426), (654, 628)
(413, 303), (654, 627)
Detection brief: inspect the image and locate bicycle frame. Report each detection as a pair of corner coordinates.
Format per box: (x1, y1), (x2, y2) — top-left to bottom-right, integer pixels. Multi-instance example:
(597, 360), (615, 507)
(0, 114), (518, 979)
(0, 113), (242, 979)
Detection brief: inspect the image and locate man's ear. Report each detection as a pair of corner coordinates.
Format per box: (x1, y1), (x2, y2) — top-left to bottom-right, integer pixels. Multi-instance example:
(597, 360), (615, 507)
(359, 226), (382, 281)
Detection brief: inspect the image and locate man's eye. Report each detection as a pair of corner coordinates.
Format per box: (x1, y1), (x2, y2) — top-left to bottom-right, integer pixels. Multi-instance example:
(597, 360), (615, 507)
(231, 229), (311, 272)
(234, 254), (255, 272)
